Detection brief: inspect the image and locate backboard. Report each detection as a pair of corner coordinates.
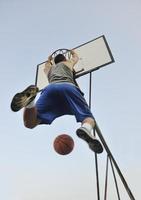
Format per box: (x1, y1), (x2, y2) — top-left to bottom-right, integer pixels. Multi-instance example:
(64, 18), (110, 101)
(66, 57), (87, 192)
(35, 35), (114, 91)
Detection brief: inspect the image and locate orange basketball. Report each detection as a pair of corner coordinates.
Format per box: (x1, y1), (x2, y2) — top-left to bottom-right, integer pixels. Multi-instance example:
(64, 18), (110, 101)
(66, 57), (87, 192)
(53, 134), (74, 155)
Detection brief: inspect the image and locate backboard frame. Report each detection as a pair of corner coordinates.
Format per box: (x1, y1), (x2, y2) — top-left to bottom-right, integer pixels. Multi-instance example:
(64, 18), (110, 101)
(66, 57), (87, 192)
(73, 35), (115, 78)
(35, 35), (115, 90)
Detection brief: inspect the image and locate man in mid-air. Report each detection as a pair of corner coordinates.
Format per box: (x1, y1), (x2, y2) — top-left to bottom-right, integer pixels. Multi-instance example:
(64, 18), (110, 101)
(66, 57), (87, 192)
(11, 49), (103, 153)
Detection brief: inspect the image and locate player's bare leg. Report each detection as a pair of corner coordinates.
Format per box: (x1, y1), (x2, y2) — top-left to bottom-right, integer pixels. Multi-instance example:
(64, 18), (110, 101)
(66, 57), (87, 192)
(76, 117), (103, 153)
(23, 107), (40, 129)
(82, 117), (95, 127)
(11, 85), (40, 129)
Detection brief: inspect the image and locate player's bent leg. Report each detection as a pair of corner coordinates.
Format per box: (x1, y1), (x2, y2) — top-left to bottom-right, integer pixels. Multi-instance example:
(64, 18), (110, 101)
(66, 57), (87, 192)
(23, 107), (40, 129)
(76, 117), (103, 154)
(82, 117), (95, 127)
(11, 85), (39, 112)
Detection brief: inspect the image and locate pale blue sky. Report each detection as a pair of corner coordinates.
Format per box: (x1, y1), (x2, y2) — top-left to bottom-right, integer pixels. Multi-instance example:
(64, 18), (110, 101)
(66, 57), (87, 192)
(0, 0), (141, 199)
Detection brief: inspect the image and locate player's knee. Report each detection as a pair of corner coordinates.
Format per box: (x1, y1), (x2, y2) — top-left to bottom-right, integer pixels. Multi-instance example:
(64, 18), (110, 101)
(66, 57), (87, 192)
(24, 121), (36, 129)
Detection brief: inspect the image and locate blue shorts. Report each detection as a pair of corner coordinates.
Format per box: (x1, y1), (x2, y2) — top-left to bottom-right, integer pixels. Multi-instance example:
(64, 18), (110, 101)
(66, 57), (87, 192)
(36, 83), (94, 124)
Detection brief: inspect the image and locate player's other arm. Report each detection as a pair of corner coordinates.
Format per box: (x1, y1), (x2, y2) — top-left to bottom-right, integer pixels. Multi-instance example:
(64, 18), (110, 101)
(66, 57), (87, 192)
(44, 55), (52, 75)
(70, 50), (79, 66)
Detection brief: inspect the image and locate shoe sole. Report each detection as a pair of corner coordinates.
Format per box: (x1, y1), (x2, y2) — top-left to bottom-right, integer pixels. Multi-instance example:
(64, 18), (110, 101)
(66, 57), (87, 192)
(11, 86), (38, 112)
(76, 128), (103, 154)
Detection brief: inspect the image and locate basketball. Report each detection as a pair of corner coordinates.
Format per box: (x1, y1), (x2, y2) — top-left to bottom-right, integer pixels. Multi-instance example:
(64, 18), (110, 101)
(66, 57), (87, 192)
(53, 134), (74, 155)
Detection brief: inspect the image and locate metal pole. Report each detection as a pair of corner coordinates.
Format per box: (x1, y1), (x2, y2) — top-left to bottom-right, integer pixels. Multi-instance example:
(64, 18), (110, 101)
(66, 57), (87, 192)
(89, 72), (100, 200)
(104, 155), (109, 200)
(95, 123), (136, 200)
(109, 156), (121, 200)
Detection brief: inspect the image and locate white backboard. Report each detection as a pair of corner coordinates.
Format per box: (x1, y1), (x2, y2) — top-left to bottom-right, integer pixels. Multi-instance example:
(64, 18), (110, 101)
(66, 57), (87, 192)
(35, 35), (114, 91)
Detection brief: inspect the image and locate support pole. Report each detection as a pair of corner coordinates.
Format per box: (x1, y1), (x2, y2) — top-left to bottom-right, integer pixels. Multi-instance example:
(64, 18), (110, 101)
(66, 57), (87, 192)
(104, 155), (109, 200)
(88, 72), (135, 200)
(95, 123), (135, 200)
(89, 72), (100, 200)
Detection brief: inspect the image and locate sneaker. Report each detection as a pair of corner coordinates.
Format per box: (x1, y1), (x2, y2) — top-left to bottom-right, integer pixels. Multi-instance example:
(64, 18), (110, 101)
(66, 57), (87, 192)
(76, 127), (103, 154)
(11, 85), (39, 112)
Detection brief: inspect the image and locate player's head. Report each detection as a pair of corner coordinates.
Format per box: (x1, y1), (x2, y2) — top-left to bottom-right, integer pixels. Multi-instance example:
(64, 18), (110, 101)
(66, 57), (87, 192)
(54, 54), (66, 64)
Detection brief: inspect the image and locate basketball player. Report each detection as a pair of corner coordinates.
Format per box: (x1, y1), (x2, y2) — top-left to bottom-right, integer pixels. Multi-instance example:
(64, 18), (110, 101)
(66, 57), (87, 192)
(11, 50), (103, 153)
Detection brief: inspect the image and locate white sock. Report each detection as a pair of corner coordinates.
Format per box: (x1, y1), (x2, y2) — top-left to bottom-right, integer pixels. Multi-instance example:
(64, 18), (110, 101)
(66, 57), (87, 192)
(81, 123), (93, 133)
(25, 100), (35, 109)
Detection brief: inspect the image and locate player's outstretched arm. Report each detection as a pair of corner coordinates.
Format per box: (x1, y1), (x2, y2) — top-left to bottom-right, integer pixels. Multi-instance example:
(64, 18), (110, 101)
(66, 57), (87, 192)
(44, 55), (52, 75)
(70, 49), (79, 65)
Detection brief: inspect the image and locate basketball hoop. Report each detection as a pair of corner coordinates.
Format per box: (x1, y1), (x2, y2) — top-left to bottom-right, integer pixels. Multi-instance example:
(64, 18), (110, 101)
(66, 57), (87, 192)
(51, 48), (72, 60)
